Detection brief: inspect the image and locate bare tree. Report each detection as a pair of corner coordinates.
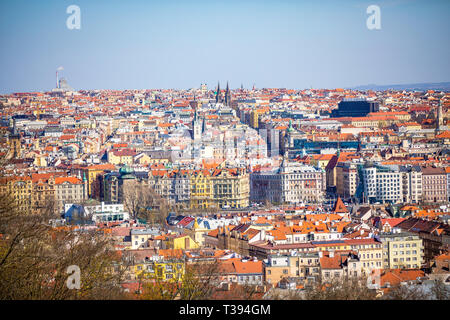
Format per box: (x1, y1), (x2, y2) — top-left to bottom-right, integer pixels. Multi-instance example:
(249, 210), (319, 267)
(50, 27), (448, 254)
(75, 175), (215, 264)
(122, 182), (169, 226)
(139, 260), (222, 300)
(302, 276), (378, 300)
(0, 192), (131, 300)
(430, 278), (450, 300)
(382, 284), (431, 300)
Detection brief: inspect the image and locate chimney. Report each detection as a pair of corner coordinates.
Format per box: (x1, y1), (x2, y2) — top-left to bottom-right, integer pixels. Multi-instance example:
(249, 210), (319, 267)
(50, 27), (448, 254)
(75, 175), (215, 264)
(329, 251), (334, 258)
(261, 229), (266, 240)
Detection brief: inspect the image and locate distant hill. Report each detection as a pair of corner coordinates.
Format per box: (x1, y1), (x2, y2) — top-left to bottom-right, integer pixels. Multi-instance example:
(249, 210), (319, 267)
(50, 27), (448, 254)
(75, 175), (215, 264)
(351, 82), (450, 91)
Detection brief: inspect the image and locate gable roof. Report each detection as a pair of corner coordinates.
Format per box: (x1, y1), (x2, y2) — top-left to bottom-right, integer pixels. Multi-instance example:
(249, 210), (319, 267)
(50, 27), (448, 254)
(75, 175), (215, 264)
(333, 197), (348, 213)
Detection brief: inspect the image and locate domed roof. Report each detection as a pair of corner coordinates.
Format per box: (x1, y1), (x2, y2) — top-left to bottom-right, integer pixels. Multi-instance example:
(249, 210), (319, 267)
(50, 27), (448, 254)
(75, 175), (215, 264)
(119, 164), (135, 178)
(287, 120), (295, 133)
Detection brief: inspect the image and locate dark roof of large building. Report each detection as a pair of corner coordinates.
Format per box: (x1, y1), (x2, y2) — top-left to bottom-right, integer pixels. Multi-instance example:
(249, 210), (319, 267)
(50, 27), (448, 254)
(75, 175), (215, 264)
(396, 217), (450, 235)
(421, 167), (446, 175)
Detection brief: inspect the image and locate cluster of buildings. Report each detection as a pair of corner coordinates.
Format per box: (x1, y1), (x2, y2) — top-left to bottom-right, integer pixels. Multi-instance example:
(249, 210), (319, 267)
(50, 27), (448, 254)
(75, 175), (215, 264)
(1, 83), (449, 297)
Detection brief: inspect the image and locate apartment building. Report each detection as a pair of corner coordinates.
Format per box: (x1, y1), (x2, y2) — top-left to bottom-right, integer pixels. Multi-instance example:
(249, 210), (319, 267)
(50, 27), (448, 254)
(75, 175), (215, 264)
(220, 258), (264, 286)
(250, 170), (283, 204)
(190, 168), (249, 209)
(378, 231), (424, 269)
(421, 166), (447, 203)
(54, 176), (86, 214)
(280, 161), (326, 204)
(288, 252), (321, 278)
(336, 161), (359, 200)
(251, 161), (325, 204)
(264, 252), (321, 285)
(0, 176), (33, 213)
(103, 165), (249, 210)
(400, 166), (422, 203)
(314, 238), (383, 274)
(319, 251), (363, 280)
(131, 228), (162, 250)
(396, 217), (450, 268)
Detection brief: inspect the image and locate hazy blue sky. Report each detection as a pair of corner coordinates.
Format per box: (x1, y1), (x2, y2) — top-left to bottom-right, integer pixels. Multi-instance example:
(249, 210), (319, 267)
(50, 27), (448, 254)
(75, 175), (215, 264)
(0, 0), (449, 93)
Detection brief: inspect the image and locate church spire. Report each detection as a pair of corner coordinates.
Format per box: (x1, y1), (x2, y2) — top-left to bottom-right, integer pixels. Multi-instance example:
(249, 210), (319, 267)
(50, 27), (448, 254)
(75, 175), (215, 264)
(202, 116), (207, 133)
(215, 82), (221, 103)
(225, 81), (231, 106)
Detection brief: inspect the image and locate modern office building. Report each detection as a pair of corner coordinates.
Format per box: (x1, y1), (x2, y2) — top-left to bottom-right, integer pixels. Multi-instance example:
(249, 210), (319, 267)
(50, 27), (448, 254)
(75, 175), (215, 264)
(361, 164), (422, 204)
(331, 99), (379, 118)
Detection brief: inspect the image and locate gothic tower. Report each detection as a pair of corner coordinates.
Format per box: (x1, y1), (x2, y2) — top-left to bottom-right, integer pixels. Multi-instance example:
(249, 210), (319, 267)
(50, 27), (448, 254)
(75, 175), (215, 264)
(225, 81), (231, 106)
(193, 108), (202, 141)
(437, 99), (443, 131)
(215, 82), (222, 103)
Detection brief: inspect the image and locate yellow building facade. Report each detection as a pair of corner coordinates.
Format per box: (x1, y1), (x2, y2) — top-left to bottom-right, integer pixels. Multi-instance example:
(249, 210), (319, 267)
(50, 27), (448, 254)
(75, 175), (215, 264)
(379, 232), (424, 269)
(135, 260), (185, 281)
(189, 169), (250, 210)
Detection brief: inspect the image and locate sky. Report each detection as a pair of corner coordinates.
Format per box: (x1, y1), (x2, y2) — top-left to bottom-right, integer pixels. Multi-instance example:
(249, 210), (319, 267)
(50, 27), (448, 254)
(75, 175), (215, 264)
(0, 0), (449, 93)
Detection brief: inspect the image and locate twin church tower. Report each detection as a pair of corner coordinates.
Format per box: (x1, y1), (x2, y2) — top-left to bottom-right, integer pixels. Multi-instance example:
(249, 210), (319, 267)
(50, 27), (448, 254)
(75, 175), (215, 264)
(192, 81), (232, 141)
(215, 81), (232, 106)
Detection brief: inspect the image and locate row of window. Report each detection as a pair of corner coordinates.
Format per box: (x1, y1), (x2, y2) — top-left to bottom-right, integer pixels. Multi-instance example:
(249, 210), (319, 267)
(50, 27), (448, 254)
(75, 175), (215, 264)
(392, 243), (417, 248)
(392, 250), (418, 256)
